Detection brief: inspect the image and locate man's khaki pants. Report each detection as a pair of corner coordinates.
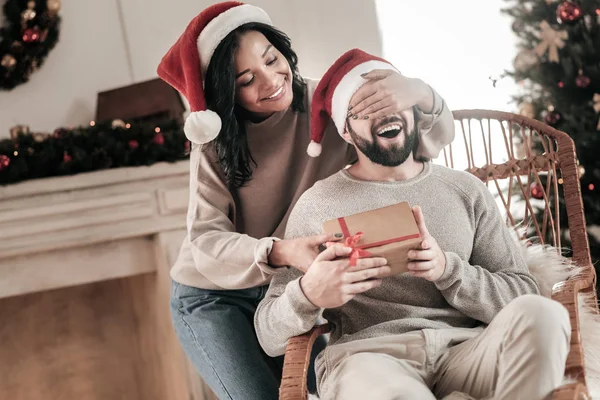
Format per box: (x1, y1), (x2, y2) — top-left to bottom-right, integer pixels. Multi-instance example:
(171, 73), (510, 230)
(317, 295), (571, 400)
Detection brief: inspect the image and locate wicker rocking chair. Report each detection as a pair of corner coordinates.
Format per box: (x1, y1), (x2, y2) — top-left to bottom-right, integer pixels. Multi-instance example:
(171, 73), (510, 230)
(279, 110), (598, 400)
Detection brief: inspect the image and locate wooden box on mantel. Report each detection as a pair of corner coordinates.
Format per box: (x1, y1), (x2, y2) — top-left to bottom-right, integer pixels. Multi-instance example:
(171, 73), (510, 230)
(95, 78), (186, 126)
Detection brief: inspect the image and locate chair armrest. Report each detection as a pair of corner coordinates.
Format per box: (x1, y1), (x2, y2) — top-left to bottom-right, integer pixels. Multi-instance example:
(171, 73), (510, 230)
(552, 277), (592, 385)
(551, 381), (591, 400)
(279, 324), (331, 400)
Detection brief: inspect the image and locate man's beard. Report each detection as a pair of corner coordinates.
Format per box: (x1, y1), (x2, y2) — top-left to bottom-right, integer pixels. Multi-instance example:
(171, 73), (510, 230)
(349, 115), (418, 167)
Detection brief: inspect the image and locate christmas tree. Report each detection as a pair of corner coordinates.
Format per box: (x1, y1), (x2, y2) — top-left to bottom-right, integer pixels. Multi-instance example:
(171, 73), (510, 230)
(502, 0), (599, 289)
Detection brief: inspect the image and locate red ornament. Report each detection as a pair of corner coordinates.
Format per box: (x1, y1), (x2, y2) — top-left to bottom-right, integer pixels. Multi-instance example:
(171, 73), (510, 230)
(556, 1), (583, 24)
(575, 73), (590, 88)
(128, 140), (139, 150)
(22, 27), (42, 43)
(63, 151), (72, 163)
(531, 183), (544, 200)
(153, 132), (165, 145)
(0, 155), (10, 171)
(545, 110), (562, 127)
(558, 81), (564, 88)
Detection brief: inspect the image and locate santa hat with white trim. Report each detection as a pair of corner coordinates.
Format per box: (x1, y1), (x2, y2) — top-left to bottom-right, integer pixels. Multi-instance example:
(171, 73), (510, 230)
(157, 1), (272, 144)
(307, 48), (398, 157)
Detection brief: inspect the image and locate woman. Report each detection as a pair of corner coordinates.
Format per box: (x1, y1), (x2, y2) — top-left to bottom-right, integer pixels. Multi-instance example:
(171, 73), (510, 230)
(157, 2), (455, 399)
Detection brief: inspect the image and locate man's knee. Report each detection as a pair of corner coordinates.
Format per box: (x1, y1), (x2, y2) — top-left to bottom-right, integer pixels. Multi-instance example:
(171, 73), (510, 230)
(505, 294), (571, 341)
(328, 353), (435, 400)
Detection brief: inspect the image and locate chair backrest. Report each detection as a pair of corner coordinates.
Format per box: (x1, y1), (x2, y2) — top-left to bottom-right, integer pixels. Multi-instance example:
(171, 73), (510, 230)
(447, 110), (595, 290)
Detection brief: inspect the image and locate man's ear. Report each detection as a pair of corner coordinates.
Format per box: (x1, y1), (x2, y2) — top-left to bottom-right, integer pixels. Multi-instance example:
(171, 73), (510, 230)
(342, 122), (354, 145)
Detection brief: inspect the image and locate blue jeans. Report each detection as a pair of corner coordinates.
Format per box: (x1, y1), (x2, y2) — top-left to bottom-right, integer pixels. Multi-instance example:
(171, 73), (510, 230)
(170, 280), (323, 400)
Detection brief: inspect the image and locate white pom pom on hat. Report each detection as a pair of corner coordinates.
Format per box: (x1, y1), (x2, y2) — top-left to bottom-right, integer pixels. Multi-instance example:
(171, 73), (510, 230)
(306, 140), (322, 157)
(184, 110), (223, 144)
(156, 1), (272, 144)
(308, 49), (398, 157)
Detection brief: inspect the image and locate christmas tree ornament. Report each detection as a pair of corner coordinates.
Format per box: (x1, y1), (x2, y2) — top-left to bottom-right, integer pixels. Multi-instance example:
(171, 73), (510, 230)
(0, 155), (10, 171)
(153, 132), (165, 145)
(535, 21), (568, 63)
(128, 140), (139, 150)
(33, 133), (46, 142)
(63, 151), (72, 163)
(531, 183), (544, 199)
(1, 54), (17, 70)
(556, 1), (583, 24)
(558, 81), (565, 88)
(513, 49), (538, 71)
(578, 165), (585, 178)
(576, 70), (591, 88)
(111, 119), (126, 129)
(47, 0), (61, 15)
(22, 27), (42, 43)
(10, 125), (31, 140)
(21, 7), (36, 22)
(545, 110), (562, 126)
(519, 102), (536, 119)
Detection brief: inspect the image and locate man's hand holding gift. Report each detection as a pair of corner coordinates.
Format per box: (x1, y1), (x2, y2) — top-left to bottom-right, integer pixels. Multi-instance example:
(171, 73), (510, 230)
(407, 206), (447, 282)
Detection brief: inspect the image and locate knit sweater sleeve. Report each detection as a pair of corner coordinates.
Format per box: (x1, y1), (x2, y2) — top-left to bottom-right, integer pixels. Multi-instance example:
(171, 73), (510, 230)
(254, 192), (323, 357)
(185, 148), (280, 289)
(414, 86), (456, 160)
(434, 177), (540, 324)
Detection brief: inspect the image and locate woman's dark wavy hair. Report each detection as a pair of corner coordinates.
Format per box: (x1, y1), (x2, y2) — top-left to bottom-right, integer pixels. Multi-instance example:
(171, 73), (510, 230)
(203, 22), (306, 188)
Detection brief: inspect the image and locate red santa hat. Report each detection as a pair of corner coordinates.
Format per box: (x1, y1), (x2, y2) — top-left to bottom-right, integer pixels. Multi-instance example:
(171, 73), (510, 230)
(157, 2), (272, 144)
(307, 49), (398, 157)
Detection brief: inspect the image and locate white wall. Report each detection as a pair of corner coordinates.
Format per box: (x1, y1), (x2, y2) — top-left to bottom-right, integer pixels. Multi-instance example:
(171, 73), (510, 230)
(0, 0), (382, 138)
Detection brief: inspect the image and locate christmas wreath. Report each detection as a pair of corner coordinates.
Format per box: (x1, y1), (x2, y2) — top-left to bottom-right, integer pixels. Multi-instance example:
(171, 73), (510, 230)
(0, 0), (61, 90)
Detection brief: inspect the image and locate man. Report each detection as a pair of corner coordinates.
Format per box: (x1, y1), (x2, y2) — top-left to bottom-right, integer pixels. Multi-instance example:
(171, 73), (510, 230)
(254, 49), (570, 400)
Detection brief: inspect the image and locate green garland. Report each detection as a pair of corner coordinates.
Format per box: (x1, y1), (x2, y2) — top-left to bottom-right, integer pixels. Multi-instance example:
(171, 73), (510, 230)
(0, 120), (190, 185)
(1, 0), (61, 90)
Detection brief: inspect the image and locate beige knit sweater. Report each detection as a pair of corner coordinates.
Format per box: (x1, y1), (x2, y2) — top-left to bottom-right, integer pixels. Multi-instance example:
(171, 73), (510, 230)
(170, 79), (455, 289)
(254, 163), (540, 357)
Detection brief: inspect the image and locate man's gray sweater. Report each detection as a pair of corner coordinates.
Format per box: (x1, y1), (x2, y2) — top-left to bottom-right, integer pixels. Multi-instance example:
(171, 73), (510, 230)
(254, 162), (539, 357)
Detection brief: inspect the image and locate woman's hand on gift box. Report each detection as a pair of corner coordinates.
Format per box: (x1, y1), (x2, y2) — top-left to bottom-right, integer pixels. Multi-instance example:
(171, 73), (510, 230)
(407, 206), (448, 282)
(269, 233), (342, 273)
(299, 244), (390, 309)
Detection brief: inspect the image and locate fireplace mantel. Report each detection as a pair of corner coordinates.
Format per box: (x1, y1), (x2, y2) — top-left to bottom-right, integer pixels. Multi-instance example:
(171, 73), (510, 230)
(0, 161), (217, 400)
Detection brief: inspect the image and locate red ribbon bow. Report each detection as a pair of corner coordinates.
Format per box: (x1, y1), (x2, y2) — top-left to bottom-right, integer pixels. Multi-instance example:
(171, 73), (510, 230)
(345, 232), (372, 266)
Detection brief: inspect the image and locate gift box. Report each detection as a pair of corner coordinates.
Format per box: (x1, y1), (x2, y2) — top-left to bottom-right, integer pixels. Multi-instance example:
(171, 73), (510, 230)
(322, 202), (422, 276)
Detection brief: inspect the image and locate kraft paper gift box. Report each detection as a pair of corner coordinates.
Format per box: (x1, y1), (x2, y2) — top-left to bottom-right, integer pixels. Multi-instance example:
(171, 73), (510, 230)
(322, 202), (422, 277)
